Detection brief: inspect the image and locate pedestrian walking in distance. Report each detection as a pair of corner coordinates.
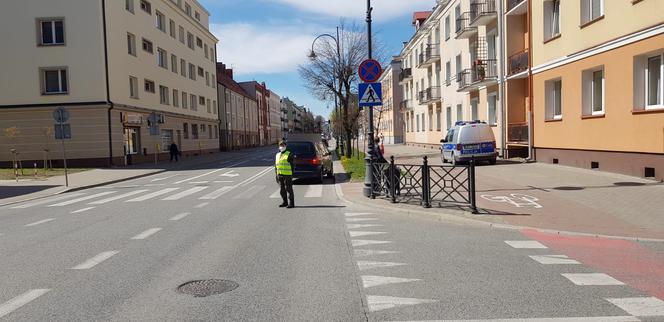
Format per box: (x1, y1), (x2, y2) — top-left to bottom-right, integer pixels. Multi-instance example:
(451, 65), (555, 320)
(169, 142), (180, 162)
(275, 140), (295, 208)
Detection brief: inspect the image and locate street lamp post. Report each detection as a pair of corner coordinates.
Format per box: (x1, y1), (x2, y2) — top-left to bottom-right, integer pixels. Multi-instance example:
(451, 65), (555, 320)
(363, 0), (376, 198)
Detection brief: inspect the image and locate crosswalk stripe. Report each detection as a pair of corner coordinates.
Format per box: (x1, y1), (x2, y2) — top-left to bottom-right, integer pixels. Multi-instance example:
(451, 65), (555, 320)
(361, 275), (421, 288)
(529, 255), (580, 265)
(48, 191), (116, 207)
(269, 189), (281, 199)
(11, 193), (86, 209)
(304, 185), (323, 198)
(88, 189), (149, 205)
(349, 231), (387, 237)
(233, 185), (266, 200)
(199, 186), (235, 200)
(126, 188), (179, 202)
(366, 295), (436, 312)
(162, 186), (208, 200)
(357, 260), (406, 270)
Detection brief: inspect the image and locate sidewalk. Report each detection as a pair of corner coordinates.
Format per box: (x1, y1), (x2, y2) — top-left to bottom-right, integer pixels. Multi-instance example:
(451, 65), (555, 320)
(336, 144), (664, 240)
(0, 147), (270, 206)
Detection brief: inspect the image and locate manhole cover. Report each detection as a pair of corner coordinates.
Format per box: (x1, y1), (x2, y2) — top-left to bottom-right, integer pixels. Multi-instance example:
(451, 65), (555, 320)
(177, 280), (238, 297)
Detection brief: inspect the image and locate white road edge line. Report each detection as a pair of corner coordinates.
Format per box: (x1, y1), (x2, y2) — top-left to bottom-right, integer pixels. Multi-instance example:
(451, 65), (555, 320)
(70, 207), (95, 214)
(71, 251), (119, 270)
(0, 289), (51, 319)
(131, 228), (163, 240)
(24, 218), (55, 227)
(169, 212), (190, 221)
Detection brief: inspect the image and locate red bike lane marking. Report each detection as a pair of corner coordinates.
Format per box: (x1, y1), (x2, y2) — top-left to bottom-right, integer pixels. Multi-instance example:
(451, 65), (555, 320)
(522, 229), (664, 300)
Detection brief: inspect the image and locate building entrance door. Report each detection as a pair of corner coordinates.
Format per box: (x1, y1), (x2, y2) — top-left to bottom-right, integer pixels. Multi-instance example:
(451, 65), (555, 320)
(123, 127), (140, 165)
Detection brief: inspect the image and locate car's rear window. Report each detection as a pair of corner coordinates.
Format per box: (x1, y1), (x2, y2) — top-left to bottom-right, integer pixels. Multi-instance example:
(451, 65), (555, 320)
(289, 142), (316, 156)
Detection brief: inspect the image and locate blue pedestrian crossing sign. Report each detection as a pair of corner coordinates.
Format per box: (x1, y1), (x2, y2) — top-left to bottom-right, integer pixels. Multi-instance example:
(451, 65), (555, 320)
(358, 83), (382, 107)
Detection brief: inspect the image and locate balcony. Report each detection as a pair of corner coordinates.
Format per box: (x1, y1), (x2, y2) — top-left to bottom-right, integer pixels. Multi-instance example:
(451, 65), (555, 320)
(469, 0), (497, 27)
(457, 59), (498, 91)
(399, 99), (413, 111)
(418, 86), (441, 105)
(455, 12), (477, 39)
(398, 68), (413, 84)
(508, 50), (529, 77)
(417, 44), (441, 68)
(508, 123), (529, 143)
(436, 0), (451, 8)
(506, 0), (527, 16)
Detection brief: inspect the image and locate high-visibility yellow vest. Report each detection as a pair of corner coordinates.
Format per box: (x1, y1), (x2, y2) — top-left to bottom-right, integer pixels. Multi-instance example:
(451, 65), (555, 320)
(276, 151), (293, 175)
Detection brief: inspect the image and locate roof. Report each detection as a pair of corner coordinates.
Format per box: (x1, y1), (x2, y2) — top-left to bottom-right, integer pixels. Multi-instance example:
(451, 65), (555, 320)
(217, 74), (255, 101)
(412, 11), (432, 25)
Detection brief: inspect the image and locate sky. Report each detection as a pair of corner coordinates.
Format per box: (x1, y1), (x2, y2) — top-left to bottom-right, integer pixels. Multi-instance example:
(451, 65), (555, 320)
(199, 0), (437, 119)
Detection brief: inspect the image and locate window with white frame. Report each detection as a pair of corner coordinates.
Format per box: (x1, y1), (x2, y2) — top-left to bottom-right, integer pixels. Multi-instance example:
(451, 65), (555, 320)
(436, 107), (442, 131)
(178, 26), (185, 44)
(173, 89), (179, 107)
(195, 11), (201, 21)
(446, 106), (452, 130)
(127, 33), (136, 56)
(456, 104), (463, 122)
(487, 94), (497, 125)
(207, 99), (211, 113)
(199, 96), (206, 106)
(471, 98), (479, 121)
(38, 19), (65, 46)
(198, 66), (204, 77)
(140, 0), (151, 14)
(445, 61), (451, 85)
(204, 44), (209, 58)
(545, 78), (562, 119)
(428, 108), (433, 131)
(187, 32), (195, 49)
(416, 114), (420, 132)
(182, 91), (188, 109)
(171, 54), (177, 73)
(582, 67), (604, 115)
(169, 19), (176, 38)
(41, 68), (68, 95)
(129, 76), (138, 98)
(581, 0), (603, 25)
(142, 38), (153, 53)
(190, 94), (197, 110)
(155, 11), (165, 32)
(454, 5), (461, 32)
(634, 52), (664, 109)
(180, 59), (186, 77)
(157, 48), (167, 68)
(444, 16), (450, 40)
(159, 85), (169, 105)
(144, 79), (155, 93)
(185, 3), (192, 16)
(543, 0), (561, 41)
(126, 0), (134, 13)
(189, 64), (196, 80)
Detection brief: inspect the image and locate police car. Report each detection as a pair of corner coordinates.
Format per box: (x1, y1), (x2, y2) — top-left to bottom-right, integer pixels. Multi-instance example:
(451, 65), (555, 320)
(440, 121), (498, 165)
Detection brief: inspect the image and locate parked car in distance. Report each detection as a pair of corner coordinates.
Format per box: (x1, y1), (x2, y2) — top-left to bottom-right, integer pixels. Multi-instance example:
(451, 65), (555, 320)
(288, 140), (333, 183)
(441, 121), (498, 165)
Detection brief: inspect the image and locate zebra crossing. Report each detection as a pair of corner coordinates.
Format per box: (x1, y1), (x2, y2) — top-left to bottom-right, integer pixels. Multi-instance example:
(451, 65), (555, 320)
(9, 184), (330, 209)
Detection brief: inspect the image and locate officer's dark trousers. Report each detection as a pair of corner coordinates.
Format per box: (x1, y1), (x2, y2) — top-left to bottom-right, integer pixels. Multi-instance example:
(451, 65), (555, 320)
(278, 175), (294, 206)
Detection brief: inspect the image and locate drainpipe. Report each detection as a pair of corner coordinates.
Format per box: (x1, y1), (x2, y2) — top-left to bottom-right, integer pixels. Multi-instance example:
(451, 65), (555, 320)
(527, 0), (534, 161)
(102, 0), (114, 166)
(498, 0), (507, 159)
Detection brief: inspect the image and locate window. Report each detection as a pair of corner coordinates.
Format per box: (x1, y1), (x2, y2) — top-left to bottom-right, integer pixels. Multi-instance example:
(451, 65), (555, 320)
(126, 0), (134, 13)
(183, 123), (189, 139)
(446, 106), (452, 130)
(127, 33), (136, 56)
(206, 99), (211, 113)
(189, 64), (196, 80)
(129, 76), (139, 98)
(173, 89), (179, 107)
(171, 54), (177, 73)
(38, 19), (65, 46)
(187, 32), (194, 49)
(196, 37), (203, 48)
(159, 85), (169, 105)
(190, 94), (197, 110)
(582, 68), (604, 115)
(454, 5), (461, 32)
(157, 48), (167, 68)
(205, 71), (210, 86)
(155, 11), (165, 31)
(212, 74), (216, 88)
(445, 61), (451, 85)
(182, 91), (188, 109)
(179, 26), (185, 44)
(195, 11), (201, 21)
(487, 94), (497, 125)
(581, 0), (603, 25)
(41, 68), (68, 95)
(213, 100), (217, 114)
(142, 38), (153, 53)
(199, 96), (206, 106)
(144, 79), (155, 93)
(185, 3), (192, 16)
(180, 59), (186, 77)
(198, 67), (204, 77)
(208, 125), (213, 139)
(416, 114), (420, 132)
(169, 19), (176, 38)
(192, 124), (199, 139)
(544, 0), (561, 41)
(455, 55), (462, 79)
(645, 54), (663, 108)
(428, 108), (433, 131)
(204, 44), (209, 58)
(140, 0), (151, 14)
(545, 79), (562, 120)
(456, 104), (462, 122)
(436, 108), (441, 131)
(214, 125), (218, 138)
(444, 16), (450, 40)
(210, 48), (215, 62)
(471, 98), (479, 120)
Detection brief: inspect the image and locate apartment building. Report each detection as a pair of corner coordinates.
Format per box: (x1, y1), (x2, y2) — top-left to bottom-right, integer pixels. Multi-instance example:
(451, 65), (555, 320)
(268, 90), (282, 144)
(216, 63), (259, 150)
(0, 0), (219, 166)
(239, 81), (269, 146)
(399, 0), (504, 153)
(531, 0), (664, 180)
(377, 57), (405, 144)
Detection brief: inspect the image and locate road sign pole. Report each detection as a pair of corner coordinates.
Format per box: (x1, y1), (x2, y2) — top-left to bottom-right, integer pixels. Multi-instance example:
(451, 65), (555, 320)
(58, 111), (69, 187)
(363, 0), (376, 198)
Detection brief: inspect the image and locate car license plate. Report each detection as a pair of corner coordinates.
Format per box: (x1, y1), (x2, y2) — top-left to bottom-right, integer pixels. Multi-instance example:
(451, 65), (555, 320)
(463, 144), (479, 150)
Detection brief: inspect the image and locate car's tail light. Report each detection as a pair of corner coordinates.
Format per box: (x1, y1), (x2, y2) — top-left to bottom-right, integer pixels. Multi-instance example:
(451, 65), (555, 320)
(310, 157), (321, 165)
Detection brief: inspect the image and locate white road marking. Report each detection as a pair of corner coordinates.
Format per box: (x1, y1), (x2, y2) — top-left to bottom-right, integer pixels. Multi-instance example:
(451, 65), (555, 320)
(126, 188), (180, 202)
(88, 189), (149, 205)
(0, 289), (51, 319)
(404, 316), (640, 322)
(354, 249), (400, 257)
(233, 185), (266, 199)
(24, 218), (55, 227)
(607, 297), (664, 317)
(213, 181), (234, 183)
(357, 260), (406, 271)
(195, 202), (210, 208)
(162, 186), (208, 200)
(71, 250), (119, 270)
(173, 169), (227, 184)
(352, 240), (392, 247)
(562, 273), (625, 286)
(347, 224), (383, 229)
(366, 295), (436, 312)
(504, 240), (548, 249)
(151, 175), (176, 182)
(48, 191), (116, 207)
(529, 255), (581, 265)
(220, 170), (240, 177)
(169, 212), (190, 221)
(361, 275), (421, 288)
(304, 185), (323, 198)
(189, 181), (210, 185)
(70, 207), (95, 214)
(131, 228), (162, 240)
(11, 193), (86, 209)
(199, 186), (235, 200)
(144, 183), (166, 187)
(349, 231), (387, 237)
(346, 218), (379, 222)
(269, 189), (281, 199)
(345, 212), (374, 217)
(239, 167), (273, 187)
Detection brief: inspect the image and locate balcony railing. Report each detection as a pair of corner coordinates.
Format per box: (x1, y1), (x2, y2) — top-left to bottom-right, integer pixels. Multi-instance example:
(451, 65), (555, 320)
(417, 44), (441, 68)
(455, 12), (477, 39)
(418, 86), (441, 105)
(507, 0), (526, 12)
(399, 68), (413, 83)
(469, 0), (497, 26)
(400, 99), (413, 111)
(508, 50), (529, 76)
(458, 59), (498, 91)
(508, 123), (529, 143)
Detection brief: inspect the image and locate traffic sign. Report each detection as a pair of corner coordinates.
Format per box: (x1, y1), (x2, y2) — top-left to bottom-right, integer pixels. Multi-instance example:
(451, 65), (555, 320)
(358, 59), (383, 83)
(358, 83), (382, 107)
(53, 107), (70, 123)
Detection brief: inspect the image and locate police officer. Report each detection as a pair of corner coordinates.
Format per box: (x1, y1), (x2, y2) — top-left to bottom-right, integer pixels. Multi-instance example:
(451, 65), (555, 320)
(275, 140), (295, 208)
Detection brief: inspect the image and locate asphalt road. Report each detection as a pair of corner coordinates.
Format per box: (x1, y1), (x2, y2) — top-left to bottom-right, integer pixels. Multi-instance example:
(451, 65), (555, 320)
(1, 147), (663, 321)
